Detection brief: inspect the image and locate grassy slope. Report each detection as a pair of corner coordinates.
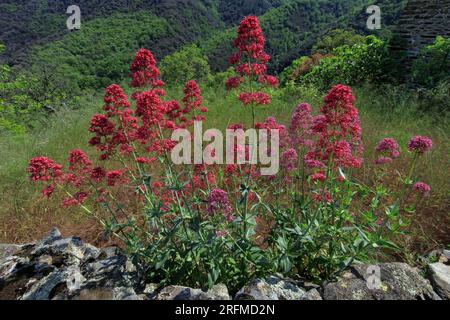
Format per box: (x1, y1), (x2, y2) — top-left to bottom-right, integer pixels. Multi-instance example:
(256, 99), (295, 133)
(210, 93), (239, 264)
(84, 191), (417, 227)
(0, 83), (448, 251)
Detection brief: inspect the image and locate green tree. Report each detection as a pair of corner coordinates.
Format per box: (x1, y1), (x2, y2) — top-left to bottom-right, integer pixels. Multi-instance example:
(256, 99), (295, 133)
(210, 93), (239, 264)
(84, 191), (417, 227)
(0, 43), (77, 134)
(312, 29), (365, 54)
(302, 35), (388, 90)
(160, 45), (212, 85)
(412, 36), (450, 88)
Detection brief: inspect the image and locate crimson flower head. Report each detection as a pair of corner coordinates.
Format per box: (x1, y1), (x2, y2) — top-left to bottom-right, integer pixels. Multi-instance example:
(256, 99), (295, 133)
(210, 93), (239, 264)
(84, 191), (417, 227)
(281, 148), (298, 173)
(130, 48), (164, 89)
(321, 85), (359, 132)
(227, 16), (277, 97)
(290, 103), (314, 147)
(310, 172), (326, 183)
(207, 188), (234, 223)
(91, 167), (106, 182)
(106, 170), (125, 186)
(63, 192), (89, 208)
(376, 138), (400, 158)
(28, 157), (62, 182)
(104, 84), (130, 111)
(182, 80), (203, 114)
(233, 16), (267, 61)
(413, 182), (431, 197)
(135, 90), (165, 125)
(68, 149), (92, 172)
(226, 77), (244, 90)
(239, 92), (270, 106)
(408, 136), (433, 155)
(307, 85), (363, 170)
(375, 138), (400, 164)
(89, 114), (115, 137)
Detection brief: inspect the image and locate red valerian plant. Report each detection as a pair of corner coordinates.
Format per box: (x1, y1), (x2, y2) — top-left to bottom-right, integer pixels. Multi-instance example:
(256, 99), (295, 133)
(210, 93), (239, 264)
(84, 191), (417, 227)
(28, 17), (434, 290)
(227, 16), (278, 124)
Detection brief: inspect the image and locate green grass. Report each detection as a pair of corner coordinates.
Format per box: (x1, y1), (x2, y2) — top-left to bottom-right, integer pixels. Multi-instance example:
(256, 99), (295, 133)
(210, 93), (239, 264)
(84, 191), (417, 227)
(0, 83), (448, 250)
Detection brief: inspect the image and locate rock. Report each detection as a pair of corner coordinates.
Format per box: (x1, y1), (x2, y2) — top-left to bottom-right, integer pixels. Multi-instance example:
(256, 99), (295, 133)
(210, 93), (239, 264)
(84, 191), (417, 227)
(197, 284), (231, 300)
(0, 244), (22, 261)
(423, 249), (450, 265)
(143, 283), (159, 295)
(0, 229), (139, 300)
(235, 276), (307, 300)
(323, 263), (441, 300)
(38, 228), (62, 245)
(323, 270), (373, 300)
(2, 229), (446, 301)
(155, 284), (231, 300)
(429, 262), (450, 300)
(67, 250), (138, 300)
(302, 288), (323, 300)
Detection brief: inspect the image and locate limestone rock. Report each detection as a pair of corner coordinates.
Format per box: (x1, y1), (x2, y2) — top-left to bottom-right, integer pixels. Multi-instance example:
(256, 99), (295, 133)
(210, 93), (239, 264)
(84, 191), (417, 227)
(323, 263), (441, 300)
(235, 276), (307, 300)
(156, 284), (231, 300)
(0, 229), (138, 300)
(2, 229), (446, 301)
(302, 288), (323, 300)
(0, 244), (22, 261)
(429, 262), (450, 300)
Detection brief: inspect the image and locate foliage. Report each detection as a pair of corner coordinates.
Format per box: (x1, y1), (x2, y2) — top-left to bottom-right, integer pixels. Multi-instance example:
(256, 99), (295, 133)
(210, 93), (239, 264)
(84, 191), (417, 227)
(31, 12), (174, 90)
(301, 35), (388, 90)
(280, 54), (330, 85)
(0, 44), (76, 134)
(312, 29), (365, 54)
(411, 36), (450, 88)
(200, 0), (405, 73)
(160, 45), (212, 85)
(0, 0), (224, 65)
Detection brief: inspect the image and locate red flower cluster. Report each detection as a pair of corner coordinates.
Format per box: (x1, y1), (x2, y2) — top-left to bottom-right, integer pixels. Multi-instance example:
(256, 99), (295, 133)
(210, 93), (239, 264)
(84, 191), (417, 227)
(89, 85), (137, 160)
(231, 16), (269, 65)
(255, 116), (291, 148)
(413, 182), (431, 197)
(375, 138), (400, 165)
(239, 92), (270, 106)
(290, 103), (314, 147)
(307, 85), (363, 170)
(226, 77), (244, 90)
(227, 16), (277, 106)
(29, 150), (98, 205)
(130, 48), (165, 89)
(408, 136), (433, 155)
(179, 80), (207, 126)
(136, 90), (165, 126)
(207, 188), (234, 222)
(281, 148), (298, 173)
(28, 157), (62, 182)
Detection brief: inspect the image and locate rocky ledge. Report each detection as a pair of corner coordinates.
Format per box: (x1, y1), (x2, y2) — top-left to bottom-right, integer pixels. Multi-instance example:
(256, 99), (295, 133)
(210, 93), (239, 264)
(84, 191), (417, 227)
(1, 229), (448, 300)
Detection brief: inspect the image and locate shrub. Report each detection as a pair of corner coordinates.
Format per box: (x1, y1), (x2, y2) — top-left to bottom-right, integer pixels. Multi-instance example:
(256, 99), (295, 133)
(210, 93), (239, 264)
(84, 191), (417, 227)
(160, 45), (211, 85)
(312, 29), (365, 55)
(299, 36), (388, 90)
(412, 36), (450, 88)
(280, 53), (332, 85)
(28, 17), (433, 292)
(0, 44), (76, 135)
